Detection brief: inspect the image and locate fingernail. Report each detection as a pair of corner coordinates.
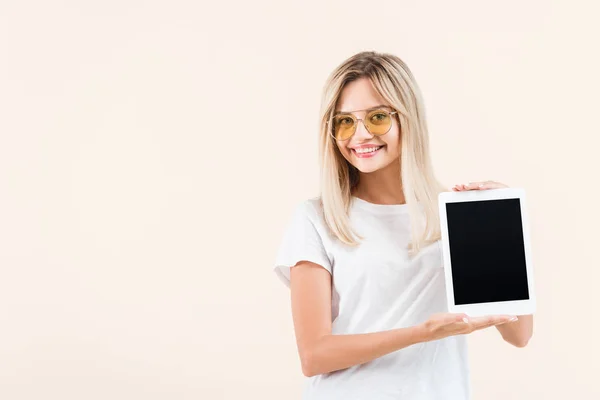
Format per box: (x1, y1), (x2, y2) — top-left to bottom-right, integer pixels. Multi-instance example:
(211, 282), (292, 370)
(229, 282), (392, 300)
(509, 316), (518, 322)
(478, 184), (484, 188)
(462, 317), (469, 323)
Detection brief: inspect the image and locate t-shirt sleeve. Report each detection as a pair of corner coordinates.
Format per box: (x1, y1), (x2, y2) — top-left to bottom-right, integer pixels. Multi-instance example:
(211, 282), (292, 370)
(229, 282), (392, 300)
(273, 201), (333, 288)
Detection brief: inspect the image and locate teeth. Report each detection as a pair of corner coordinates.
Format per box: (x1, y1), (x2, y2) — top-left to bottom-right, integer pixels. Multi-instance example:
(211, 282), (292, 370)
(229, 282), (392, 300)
(355, 146), (381, 154)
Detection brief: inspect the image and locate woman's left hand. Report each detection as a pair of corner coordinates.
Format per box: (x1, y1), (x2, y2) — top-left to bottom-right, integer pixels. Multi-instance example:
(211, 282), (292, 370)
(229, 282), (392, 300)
(452, 180), (509, 191)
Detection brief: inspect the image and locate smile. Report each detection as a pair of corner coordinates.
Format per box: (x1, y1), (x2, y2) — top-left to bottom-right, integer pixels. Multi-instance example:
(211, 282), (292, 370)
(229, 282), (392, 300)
(351, 146), (384, 158)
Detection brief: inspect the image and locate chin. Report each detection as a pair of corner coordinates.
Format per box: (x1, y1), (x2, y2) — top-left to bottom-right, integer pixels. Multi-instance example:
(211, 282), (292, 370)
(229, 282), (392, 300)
(353, 162), (386, 174)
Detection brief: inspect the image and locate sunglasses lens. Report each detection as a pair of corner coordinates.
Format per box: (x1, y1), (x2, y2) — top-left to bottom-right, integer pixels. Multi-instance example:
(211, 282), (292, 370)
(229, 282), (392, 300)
(332, 115), (356, 141)
(365, 110), (393, 134)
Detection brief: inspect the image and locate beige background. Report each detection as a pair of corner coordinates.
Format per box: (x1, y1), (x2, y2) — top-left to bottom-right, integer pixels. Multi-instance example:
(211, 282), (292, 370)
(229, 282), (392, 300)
(1, 1), (599, 399)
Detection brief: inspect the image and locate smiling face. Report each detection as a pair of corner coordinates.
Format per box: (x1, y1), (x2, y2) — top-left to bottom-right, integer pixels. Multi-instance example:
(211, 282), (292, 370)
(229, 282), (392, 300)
(333, 77), (401, 175)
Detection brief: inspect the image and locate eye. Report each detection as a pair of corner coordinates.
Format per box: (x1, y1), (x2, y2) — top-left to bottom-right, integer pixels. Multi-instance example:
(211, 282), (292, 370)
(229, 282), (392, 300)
(335, 116), (354, 126)
(370, 112), (389, 123)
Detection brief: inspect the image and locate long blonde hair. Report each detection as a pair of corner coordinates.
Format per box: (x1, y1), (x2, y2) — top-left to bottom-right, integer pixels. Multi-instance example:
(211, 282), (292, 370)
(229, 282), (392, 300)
(318, 51), (448, 257)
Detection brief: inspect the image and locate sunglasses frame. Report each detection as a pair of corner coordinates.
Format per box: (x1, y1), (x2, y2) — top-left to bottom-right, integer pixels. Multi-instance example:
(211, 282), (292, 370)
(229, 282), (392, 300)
(326, 108), (399, 141)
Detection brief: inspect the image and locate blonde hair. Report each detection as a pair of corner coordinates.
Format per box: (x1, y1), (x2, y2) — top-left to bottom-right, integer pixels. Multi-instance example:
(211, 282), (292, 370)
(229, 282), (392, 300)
(317, 51), (448, 257)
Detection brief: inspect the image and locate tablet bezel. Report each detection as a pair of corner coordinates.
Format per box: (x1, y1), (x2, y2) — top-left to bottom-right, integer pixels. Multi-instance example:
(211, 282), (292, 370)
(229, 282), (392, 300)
(438, 187), (536, 317)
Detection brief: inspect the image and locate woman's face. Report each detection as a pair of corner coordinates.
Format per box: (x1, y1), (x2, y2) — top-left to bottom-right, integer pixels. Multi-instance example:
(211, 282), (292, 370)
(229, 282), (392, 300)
(333, 77), (401, 174)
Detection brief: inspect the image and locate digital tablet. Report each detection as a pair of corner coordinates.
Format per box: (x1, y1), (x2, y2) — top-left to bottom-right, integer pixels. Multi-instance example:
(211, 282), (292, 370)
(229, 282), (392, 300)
(438, 187), (536, 317)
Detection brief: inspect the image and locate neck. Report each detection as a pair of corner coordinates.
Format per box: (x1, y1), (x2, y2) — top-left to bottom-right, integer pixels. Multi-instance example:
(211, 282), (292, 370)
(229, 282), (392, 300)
(352, 158), (405, 205)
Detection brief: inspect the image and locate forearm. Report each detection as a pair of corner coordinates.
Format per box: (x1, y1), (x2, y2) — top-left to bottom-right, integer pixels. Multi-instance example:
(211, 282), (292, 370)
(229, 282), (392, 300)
(302, 325), (427, 377)
(495, 314), (533, 347)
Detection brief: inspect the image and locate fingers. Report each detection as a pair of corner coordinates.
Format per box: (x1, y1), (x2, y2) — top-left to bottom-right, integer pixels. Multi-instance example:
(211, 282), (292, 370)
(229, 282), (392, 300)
(452, 182), (485, 191)
(442, 313), (470, 324)
(469, 315), (517, 330)
(425, 313), (518, 341)
(452, 181), (509, 191)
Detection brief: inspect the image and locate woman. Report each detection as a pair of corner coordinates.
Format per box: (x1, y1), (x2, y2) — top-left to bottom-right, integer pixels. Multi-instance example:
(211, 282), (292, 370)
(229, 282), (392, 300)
(273, 51), (533, 399)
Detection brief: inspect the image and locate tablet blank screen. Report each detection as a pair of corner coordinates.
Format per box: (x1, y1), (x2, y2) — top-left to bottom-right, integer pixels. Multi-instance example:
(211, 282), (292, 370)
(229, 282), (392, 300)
(445, 198), (529, 305)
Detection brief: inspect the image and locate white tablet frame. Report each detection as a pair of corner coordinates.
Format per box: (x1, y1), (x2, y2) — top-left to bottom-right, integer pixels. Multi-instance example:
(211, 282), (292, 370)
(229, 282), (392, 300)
(438, 187), (536, 317)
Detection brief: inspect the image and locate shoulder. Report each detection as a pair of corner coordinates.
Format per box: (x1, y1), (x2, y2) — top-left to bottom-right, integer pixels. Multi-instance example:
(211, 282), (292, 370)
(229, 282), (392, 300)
(290, 196), (330, 235)
(293, 196), (323, 220)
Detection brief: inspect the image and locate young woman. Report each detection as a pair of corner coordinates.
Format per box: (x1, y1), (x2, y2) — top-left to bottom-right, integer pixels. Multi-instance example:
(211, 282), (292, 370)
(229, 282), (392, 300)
(273, 51), (533, 400)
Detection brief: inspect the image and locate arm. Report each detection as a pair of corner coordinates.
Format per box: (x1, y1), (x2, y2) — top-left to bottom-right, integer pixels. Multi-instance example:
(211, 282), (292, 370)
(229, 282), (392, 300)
(289, 261), (426, 377)
(495, 314), (533, 347)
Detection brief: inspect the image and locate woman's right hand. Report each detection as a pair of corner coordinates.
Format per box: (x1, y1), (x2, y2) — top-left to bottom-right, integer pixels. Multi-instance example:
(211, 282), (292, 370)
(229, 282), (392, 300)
(419, 313), (517, 342)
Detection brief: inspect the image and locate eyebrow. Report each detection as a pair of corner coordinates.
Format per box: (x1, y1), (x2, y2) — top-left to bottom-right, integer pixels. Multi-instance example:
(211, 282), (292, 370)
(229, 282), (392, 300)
(333, 104), (392, 116)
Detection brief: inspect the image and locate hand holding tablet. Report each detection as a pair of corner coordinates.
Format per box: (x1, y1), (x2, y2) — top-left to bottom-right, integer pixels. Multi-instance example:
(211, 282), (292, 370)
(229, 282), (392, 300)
(419, 312), (519, 342)
(438, 186), (536, 317)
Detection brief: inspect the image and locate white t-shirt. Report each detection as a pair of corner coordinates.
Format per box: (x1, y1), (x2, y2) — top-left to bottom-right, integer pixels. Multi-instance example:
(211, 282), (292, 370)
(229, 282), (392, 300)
(273, 196), (471, 400)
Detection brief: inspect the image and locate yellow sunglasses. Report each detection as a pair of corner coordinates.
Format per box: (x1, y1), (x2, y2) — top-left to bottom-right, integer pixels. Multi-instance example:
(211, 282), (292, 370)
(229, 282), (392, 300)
(327, 107), (398, 141)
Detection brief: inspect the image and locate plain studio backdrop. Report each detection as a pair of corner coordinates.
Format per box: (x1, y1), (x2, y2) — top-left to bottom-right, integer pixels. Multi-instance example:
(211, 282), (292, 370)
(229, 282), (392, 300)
(1, 1), (599, 399)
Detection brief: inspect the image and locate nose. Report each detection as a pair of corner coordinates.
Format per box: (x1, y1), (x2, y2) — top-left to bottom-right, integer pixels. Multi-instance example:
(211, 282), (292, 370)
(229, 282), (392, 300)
(353, 118), (374, 141)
